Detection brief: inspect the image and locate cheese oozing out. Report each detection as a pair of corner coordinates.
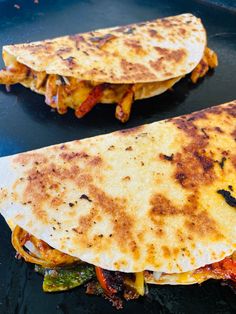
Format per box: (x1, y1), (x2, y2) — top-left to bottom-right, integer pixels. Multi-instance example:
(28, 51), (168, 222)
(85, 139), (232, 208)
(0, 47), (218, 122)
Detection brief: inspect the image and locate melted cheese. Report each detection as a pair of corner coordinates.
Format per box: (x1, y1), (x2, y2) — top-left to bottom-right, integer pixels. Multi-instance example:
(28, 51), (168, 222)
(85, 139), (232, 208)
(2, 51), (181, 117)
(0, 45), (217, 121)
(146, 268), (223, 285)
(21, 71), (181, 106)
(125, 272), (145, 295)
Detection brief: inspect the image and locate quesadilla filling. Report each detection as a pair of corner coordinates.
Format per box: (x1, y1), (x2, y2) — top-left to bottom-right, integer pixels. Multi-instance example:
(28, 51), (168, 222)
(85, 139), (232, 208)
(0, 47), (217, 122)
(12, 225), (235, 308)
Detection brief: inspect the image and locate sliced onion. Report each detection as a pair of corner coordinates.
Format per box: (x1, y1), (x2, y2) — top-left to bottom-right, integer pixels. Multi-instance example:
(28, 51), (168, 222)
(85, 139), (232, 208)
(12, 225), (52, 267)
(12, 225), (77, 267)
(5, 84), (11, 92)
(153, 271), (163, 280)
(62, 76), (70, 85)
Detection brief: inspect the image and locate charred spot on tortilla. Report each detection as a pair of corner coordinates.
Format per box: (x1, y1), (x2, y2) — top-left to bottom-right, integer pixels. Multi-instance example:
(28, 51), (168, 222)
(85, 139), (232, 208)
(217, 156), (227, 169)
(89, 34), (117, 48)
(228, 185), (233, 192)
(217, 189), (236, 207)
(56, 47), (72, 54)
(200, 127), (209, 139)
(194, 152), (214, 171)
(60, 151), (89, 161)
(69, 35), (86, 50)
(80, 194), (92, 202)
(174, 150), (215, 189)
(159, 153), (174, 161)
(215, 126), (224, 133)
(64, 56), (76, 68)
(0, 13), (218, 122)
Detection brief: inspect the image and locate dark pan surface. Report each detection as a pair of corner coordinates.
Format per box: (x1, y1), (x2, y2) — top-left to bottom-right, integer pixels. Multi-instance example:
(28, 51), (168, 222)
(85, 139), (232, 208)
(0, 0), (236, 313)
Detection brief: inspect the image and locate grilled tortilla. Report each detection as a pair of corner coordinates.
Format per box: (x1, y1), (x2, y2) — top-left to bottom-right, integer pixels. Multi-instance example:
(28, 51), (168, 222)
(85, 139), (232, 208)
(0, 13), (217, 122)
(0, 100), (235, 295)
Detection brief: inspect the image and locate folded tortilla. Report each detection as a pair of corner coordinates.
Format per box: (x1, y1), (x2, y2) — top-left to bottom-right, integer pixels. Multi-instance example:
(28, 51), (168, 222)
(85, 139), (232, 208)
(0, 13), (217, 122)
(0, 100), (235, 289)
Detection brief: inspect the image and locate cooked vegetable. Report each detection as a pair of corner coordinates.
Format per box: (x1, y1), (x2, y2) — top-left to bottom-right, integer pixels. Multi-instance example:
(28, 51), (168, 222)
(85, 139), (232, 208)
(35, 71), (48, 89)
(190, 47), (218, 83)
(124, 272), (145, 296)
(45, 74), (58, 108)
(0, 62), (28, 85)
(12, 225), (51, 267)
(12, 225), (78, 267)
(146, 255), (236, 285)
(95, 267), (123, 295)
(35, 264), (95, 292)
(75, 84), (105, 118)
(115, 86), (134, 123)
(86, 281), (104, 295)
(210, 257), (236, 281)
(55, 85), (68, 114)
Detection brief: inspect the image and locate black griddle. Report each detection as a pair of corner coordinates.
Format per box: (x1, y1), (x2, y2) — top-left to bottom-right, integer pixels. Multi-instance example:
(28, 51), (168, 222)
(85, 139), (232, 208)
(0, 1), (236, 313)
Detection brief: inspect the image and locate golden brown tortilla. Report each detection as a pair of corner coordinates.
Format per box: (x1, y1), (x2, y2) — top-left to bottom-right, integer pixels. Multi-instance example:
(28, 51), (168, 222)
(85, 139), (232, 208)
(0, 101), (235, 274)
(0, 14), (218, 123)
(3, 13), (206, 84)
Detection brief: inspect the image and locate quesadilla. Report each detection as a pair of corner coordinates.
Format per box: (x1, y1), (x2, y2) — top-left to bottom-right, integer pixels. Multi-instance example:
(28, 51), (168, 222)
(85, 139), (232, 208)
(0, 100), (235, 306)
(0, 13), (217, 122)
